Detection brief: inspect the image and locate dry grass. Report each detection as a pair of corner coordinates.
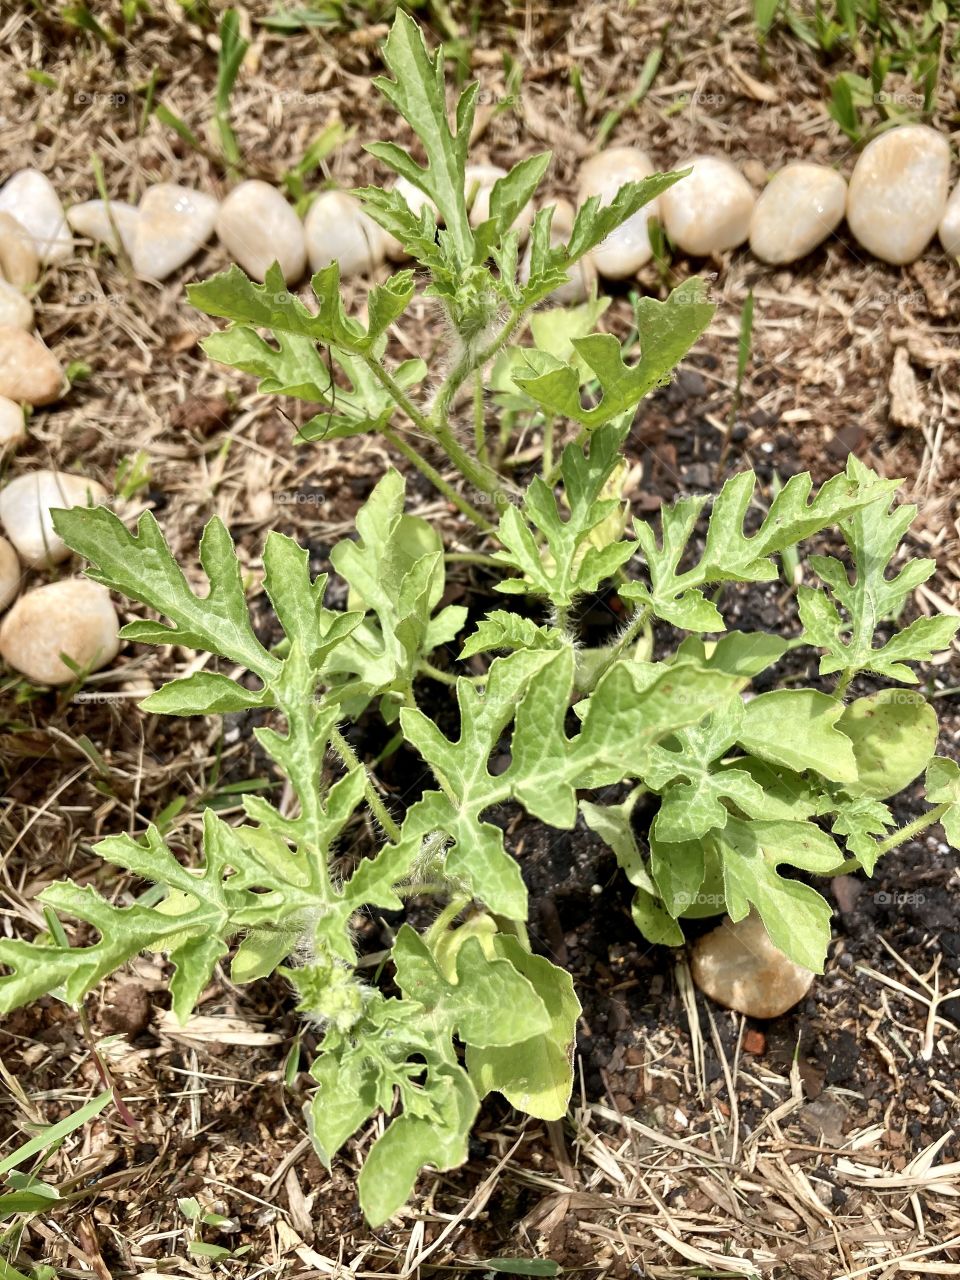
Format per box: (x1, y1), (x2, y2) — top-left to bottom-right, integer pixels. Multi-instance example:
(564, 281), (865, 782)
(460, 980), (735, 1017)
(1, 0), (959, 1275)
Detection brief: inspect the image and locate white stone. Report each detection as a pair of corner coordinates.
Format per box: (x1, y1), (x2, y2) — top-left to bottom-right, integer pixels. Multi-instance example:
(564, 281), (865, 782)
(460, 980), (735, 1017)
(690, 911), (815, 1018)
(0, 213), (40, 287)
(216, 181), (306, 283)
(0, 328), (64, 406)
(464, 163), (534, 236)
(0, 535), (20, 612)
(0, 469), (108, 568)
(0, 578), (120, 685)
(67, 200), (139, 256)
(847, 125), (950, 265)
(133, 184), (219, 281)
(0, 170), (73, 265)
(577, 147), (661, 279)
(749, 163), (847, 264)
(304, 191), (386, 276)
(939, 182), (960, 258)
(660, 155), (755, 257)
(520, 198), (596, 303)
(0, 397), (26, 448)
(0, 280), (33, 330)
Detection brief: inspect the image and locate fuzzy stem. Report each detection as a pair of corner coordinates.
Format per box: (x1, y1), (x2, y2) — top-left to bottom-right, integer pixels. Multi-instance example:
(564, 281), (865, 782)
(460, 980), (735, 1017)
(473, 372), (487, 465)
(329, 725), (401, 842)
(381, 426), (495, 532)
(542, 415), (555, 481)
(834, 669), (854, 699)
(873, 803), (949, 858)
(589, 606), (651, 689)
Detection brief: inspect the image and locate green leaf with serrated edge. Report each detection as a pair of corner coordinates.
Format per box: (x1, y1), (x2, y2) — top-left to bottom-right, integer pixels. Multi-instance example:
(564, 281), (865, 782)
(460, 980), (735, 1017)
(925, 757), (960, 847)
(643, 702), (769, 843)
(798, 454), (960, 683)
(486, 152), (551, 241)
(308, 1051), (379, 1167)
(142, 672), (270, 716)
(649, 832), (709, 918)
(357, 1058), (478, 1227)
(189, 262), (358, 345)
(262, 534), (363, 672)
(53, 506), (276, 679)
(715, 816), (841, 972)
(325, 470), (466, 712)
(817, 794), (892, 873)
(513, 277), (714, 427)
(459, 611), (565, 660)
(365, 10), (475, 265)
(0, 816), (230, 1018)
(392, 926), (550, 1047)
(627, 455), (900, 630)
(354, 184), (443, 267)
(674, 631), (794, 678)
(493, 421), (636, 608)
(837, 689), (938, 799)
(466, 935), (580, 1119)
(724, 757), (822, 822)
(737, 689), (857, 784)
(230, 928), (295, 984)
(393, 648), (742, 917)
(580, 794), (684, 946)
(490, 297), (611, 406)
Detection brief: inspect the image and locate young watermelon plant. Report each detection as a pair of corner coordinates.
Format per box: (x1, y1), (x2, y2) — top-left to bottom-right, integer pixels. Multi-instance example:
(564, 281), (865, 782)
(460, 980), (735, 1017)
(1, 11), (958, 1228)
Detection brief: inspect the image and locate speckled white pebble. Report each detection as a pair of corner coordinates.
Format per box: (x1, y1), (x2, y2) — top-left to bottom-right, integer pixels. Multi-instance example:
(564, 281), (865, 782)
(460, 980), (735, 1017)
(749, 163), (847, 264)
(303, 191), (386, 276)
(660, 155), (755, 256)
(577, 147), (660, 278)
(67, 200), (140, 256)
(0, 397), (26, 448)
(847, 125), (950, 265)
(216, 181), (306, 283)
(133, 184), (219, 281)
(0, 535), (20, 612)
(938, 182), (960, 258)
(0, 280), (33, 330)
(0, 170), (73, 264)
(0, 469), (108, 568)
(0, 578), (120, 685)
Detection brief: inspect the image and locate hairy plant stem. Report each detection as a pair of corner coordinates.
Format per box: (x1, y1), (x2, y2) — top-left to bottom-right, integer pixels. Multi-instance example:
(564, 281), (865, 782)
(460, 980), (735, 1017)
(473, 372), (487, 465)
(364, 356), (502, 517)
(834, 669), (854, 699)
(381, 426), (494, 532)
(328, 725), (401, 842)
(433, 303), (526, 427)
(590, 606), (651, 688)
(873, 803), (949, 857)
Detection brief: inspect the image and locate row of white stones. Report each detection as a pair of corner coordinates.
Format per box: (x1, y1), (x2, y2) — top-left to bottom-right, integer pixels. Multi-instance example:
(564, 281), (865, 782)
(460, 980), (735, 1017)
(0, 122), (957, 687)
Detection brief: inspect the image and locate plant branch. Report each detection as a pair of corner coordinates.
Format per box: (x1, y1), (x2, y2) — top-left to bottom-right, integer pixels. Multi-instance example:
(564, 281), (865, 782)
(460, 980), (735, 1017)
(873, 803), (949, 858)
(381, 426), (495, 532)
(329, 725), (401, 842)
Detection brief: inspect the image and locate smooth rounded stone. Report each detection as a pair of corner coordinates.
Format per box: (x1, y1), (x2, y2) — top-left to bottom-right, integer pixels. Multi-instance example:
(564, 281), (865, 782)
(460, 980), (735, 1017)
(0, 536), (20, 612)
(304, 191), (386, 276)
(847, 125), (950, 265)
(0, 328), (64, 406)
(660, 156), (755, 257)
(690, 911), (815, 1018)
(0, 170), (73, 264)
(216, 181), (306, 283)
(577, 147), (660, 278)
(133, 184), (219, 281)
(67, 200), (139, 256)
(0, 578), (120, 685)
(464, 164), (534, 236)
(939, 182), (960, 258)
(0, 469), (108, 568)
(0, 280), (33, 330)
(0, 397), (26, 448)
(520, 198), (596, 303)
(0, 212), (40, 287)
(750, 163), (847, 264)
